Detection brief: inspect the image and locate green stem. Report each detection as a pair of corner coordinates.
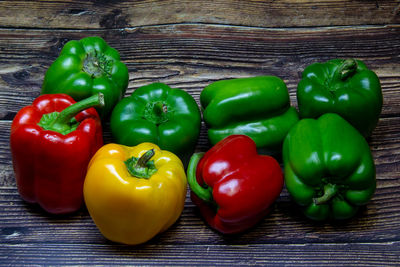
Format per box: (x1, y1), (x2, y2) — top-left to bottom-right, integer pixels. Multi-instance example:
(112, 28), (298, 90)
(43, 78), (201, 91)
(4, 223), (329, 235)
(49, 93), (104, 131)
(144, 101), (169, 125)
(137, 149), (155, 168)
(125, 149), (157, 179)
(335, 59), (358, 81)
(313, 183), (338, 205)
(83, 51), (112, 78)
(38, 93), (104, 135)
(187, 152), (213, 203)
(153, 102), (167, 117)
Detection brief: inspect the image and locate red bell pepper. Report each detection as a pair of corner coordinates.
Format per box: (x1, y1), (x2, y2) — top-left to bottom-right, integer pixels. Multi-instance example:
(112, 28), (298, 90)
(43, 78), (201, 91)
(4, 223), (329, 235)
(187, 135), (283, 234)
(10, 93), (104, 214)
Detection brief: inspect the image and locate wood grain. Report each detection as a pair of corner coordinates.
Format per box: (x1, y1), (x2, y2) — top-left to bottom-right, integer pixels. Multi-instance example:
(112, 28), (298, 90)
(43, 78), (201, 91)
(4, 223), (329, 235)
(0, 0), (400, 265)
(1, 242), (399, 265)
(0, 0), (399, 29)
(0, 25), (399, 120)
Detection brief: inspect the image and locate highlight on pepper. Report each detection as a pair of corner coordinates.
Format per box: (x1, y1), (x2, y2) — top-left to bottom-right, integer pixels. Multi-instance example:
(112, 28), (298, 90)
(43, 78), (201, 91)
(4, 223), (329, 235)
(41, 36), (129, 118)
(201, 76), (299, 154)
(283, 113), (376, 221)
(10, 93), (104, 214)
(297, 58), (382, 137)
(83, 142), (187, 245)
(187, 135), (284, 234)
(110, 82), (201, 163)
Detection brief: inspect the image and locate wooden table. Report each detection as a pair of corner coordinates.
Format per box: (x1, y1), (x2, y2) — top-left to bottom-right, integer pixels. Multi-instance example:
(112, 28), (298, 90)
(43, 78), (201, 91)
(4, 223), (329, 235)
(1, 1), (399, 265)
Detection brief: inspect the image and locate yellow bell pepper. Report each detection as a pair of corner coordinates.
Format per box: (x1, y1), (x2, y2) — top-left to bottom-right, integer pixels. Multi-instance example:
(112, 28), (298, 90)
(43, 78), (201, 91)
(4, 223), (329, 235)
(83, 142), (187, 245)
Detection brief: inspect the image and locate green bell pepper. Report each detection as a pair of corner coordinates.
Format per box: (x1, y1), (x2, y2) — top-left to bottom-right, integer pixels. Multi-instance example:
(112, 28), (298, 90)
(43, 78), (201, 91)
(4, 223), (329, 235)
(283, 113), (376, 221)
(41, 36), (129, 118)
(201, 76), (299, 153)
(110, 82), (201, 161)
(297, 58), (382, 137)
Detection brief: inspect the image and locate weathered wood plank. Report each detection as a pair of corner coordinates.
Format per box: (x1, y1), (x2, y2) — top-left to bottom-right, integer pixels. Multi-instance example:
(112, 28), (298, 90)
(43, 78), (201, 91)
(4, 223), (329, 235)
(1, 242), (399, 266)
(0, 0), (399, 29)
(0, 25), (399, 120)
(0, 186), (399, 245)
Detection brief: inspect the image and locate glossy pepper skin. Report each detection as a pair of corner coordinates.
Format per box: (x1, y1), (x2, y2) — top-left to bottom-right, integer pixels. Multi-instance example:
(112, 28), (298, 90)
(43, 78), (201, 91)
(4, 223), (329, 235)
(297, 58), (382, 137)
(83, 143), (187, 245)
(10, 93), (104, 214)
(201, 76), (299, 153)
(283, 113), (376, 221)
(41, 36), (129, 118)
(110, 82), (201, 161)
(187, 135), (283, 234)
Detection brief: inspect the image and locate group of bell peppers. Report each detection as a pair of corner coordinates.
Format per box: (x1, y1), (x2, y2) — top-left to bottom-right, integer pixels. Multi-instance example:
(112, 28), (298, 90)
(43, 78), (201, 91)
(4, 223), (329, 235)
(10, 36), (382, 245)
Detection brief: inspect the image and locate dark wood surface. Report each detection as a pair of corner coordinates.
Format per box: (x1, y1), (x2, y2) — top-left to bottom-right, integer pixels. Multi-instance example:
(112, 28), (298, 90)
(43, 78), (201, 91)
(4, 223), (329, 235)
(1, 1), (399, 265)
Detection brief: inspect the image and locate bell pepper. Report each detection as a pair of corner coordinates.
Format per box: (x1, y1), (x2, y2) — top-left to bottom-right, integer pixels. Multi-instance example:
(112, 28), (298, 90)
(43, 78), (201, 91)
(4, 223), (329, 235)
(10, 93), (104, 214)
(283, 113), (376, 221)
(41, 36), (129, 118)
(187, 135), (283, 234)
(110, 82), (201, 161)
(201, 76), (299, 153)
(297, 58), (382, 137)
(83, 142), (187, 245)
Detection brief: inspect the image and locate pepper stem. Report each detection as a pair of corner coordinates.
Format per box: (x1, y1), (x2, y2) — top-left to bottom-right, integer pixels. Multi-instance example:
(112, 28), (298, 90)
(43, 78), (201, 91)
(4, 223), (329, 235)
(143, 101), (169, 125)
(125, 149), (157, 179)
(54, 93), (104, 126)
(83, 51), (112, 78)
(187, 152), (213, 203)
(38, 93), (104, 135)
(335, 59), (358, 81)
(137, 149), (155, 168)
(313, 183), (338, 205)
(153, 102), (167, 117)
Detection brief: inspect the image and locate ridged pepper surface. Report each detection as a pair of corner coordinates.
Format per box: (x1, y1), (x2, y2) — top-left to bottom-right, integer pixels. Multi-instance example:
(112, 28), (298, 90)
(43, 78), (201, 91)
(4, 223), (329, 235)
(297, 59), (382, 137)
(41, 36), (129, 118)
(84, 143), (187, 245)
(187, 135), (283, 234)
(110, 82), (201, 161)
(283, 113), (376, 221)
(201, 76), (299, 153)
(10, 93), (103, 214)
